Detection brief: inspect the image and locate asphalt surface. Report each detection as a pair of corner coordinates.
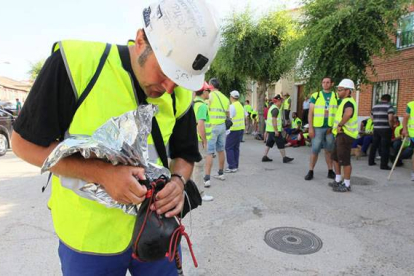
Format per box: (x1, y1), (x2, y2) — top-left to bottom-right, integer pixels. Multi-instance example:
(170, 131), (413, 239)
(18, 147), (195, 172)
(1, 135), (413, 276)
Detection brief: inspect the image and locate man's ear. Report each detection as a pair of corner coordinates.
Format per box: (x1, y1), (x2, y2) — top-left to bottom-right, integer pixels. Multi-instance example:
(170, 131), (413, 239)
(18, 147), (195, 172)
(133, 29), (146, 52)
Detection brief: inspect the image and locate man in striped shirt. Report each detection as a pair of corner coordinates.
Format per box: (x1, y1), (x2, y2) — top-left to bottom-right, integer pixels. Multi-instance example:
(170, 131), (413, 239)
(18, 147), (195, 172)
(368, 94), (395, 170)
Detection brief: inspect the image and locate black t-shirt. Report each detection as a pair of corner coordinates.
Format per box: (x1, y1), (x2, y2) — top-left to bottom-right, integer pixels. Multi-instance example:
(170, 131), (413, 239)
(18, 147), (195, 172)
(14, 45), (201, 163)
(343, 100), (355, 118)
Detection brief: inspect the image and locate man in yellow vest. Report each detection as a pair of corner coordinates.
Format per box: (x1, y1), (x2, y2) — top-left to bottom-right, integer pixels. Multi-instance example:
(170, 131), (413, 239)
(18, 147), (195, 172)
(193, 82), (214, 201)
(204, 78), (230, 187)
(262, 95), (294, 163)
(244, 100), (253, 134)
(283, 92), (292, 125)
(225, 90), (245, 172)
(305, 76), (338, 181)
(11, 0), (220, 274)
(330, 79), (358, 192)
(391, 116), (413, 167)
(402, 101), (414, 181)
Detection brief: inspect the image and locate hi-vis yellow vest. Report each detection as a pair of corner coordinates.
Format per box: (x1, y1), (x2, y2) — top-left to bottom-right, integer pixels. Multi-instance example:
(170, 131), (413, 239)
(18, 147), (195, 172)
(230, 101), (245, 131)
(311, 91), (338, 127)
(408, 101), (414, 138)
(365, 118), (374, 134)
(193, 97), (212, 141)
(333, 97), (358, 139)
(209, 91), (229, 125)
(266, 105), (282, 132)
(292, 118), (302, 129)
(283, 96), (291, 110)
(49, 40), (192, 254)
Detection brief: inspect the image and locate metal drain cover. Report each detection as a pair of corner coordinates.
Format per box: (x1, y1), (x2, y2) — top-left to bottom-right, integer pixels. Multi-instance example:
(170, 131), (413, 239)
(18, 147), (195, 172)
(264, 227), (322, 255)
(351, 176), (377, 186)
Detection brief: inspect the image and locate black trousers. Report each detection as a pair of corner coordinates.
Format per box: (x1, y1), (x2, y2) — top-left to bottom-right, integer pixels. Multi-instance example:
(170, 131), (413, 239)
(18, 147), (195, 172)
(368, 128), (392, 167)
(302, 109), (309, 125)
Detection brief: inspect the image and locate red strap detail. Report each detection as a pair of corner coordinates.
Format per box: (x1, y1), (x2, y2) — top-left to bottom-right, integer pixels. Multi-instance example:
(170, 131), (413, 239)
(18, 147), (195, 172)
(168, 224), (198, 268)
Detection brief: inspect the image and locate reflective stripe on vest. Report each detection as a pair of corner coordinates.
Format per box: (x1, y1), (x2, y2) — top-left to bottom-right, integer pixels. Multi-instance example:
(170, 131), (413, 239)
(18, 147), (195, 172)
(194, 98), (212, 141)
(230, 101), (245, 131)
(50, 40), (192, 254)
(209, 91), (229, 125)
(332, 97), (358, 139)
(266, 105), (282, 132)
(311, 91), (338, 127)
(408, 101), (414, 138)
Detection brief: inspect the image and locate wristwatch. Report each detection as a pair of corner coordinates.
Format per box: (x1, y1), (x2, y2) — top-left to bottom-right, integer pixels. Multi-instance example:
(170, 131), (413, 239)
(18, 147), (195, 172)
(171, 173), (187, 186)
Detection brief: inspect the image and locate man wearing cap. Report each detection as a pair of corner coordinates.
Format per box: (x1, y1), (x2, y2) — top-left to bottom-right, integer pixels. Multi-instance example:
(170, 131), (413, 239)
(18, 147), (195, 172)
(204, 78), (230, 187)
(193, 82), (214, 201)
(225, 90), (245, 173)
(11, 0), (220, 274)
(262, 95), (294, 164)
(330, 79), (358, 192)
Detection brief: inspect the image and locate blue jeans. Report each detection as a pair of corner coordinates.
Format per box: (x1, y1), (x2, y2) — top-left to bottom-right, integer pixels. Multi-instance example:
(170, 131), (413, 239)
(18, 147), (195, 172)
(58, 241), (179, 276)
(207, 123), (226, 154)
(352, 135), (373, 154)
(225, 130), (243, 169)
(311, 127), (334, 154)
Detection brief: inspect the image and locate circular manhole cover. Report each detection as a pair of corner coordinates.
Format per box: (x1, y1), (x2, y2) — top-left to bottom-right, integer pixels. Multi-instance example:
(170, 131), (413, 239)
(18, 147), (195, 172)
(351, 176), (377, 186)
(264, 227), (323, 255)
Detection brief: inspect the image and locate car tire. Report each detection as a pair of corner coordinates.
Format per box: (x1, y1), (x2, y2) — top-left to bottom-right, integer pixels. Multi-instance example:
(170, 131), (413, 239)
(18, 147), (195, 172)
(0, 133), (8, 156)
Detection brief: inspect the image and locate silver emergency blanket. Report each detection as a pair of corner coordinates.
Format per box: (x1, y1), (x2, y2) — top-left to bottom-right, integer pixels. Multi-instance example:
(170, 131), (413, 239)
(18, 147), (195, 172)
(41, 105), (170, 215)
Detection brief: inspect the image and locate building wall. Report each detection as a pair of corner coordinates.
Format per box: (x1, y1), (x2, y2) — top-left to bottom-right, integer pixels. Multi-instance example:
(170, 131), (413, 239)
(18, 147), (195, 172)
(359, 47), (414, 117)
(0, 86), (28, 103)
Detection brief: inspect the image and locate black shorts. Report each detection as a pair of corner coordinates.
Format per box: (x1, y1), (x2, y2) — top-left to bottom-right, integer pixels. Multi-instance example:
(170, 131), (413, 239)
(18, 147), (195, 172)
(331, 133), (355, 166)
(266, 132), (285, 149)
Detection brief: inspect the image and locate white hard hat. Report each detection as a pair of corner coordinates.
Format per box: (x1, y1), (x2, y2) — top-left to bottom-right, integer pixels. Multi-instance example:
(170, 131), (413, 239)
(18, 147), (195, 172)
(337, 79), (355, 90)
(230, 90), (240, 98)
(142, 0), (221, 91)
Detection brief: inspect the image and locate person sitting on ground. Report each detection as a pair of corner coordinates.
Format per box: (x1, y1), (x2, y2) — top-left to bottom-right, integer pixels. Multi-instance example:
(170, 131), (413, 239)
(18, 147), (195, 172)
(351, 113), (373, 157)
(391, 116), (413, 167)
(285, 112), (302, 139)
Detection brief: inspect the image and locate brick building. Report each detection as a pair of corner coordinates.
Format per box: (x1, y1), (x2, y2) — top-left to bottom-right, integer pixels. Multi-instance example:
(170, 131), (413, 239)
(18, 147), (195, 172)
(359, 8), (414, 118)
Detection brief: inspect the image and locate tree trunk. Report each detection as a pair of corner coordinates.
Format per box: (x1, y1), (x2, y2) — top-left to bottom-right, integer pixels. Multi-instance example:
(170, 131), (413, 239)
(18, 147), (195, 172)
(256, 81), (268, 135)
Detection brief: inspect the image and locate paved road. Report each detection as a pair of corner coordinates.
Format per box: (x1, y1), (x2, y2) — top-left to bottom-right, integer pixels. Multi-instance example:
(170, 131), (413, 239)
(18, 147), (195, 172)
(1, 136), (413, 275)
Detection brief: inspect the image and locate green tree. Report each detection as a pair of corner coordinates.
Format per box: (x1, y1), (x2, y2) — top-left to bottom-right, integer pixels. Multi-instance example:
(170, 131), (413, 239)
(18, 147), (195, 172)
(299, 0), (412, 91)
(28, 59), (45, 81)
(212, 9), (301, 132)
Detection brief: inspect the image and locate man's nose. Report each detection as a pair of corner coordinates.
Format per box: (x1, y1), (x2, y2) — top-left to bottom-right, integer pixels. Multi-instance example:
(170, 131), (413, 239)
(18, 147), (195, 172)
(162, 79), (177, 94)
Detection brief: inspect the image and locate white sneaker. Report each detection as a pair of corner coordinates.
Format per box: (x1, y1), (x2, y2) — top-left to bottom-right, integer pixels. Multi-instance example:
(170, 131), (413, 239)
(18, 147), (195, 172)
(202, 194), (214, 201)
(224, 168), (238, 173)
(204, 179), (211, 188)
(213, 174), (225, 181)
(411, 173), (414, 181)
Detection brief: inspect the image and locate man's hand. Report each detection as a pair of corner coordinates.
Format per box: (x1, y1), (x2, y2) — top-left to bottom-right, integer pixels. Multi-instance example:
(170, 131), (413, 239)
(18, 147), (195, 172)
(151, 177), (185, 218)
(202, 139), (207, 149)
(309, 127), (315, 139)
(337, 126), (343, 134)
(402, 128), (409, 138)
(275, 130), (280, 137)
(98, 164), (147, 205)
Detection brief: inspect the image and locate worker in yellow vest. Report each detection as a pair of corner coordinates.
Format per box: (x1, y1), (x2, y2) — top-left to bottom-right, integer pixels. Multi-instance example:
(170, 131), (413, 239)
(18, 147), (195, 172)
(402, 100), (414, 181)
(193, 82), (214, 202)
(250, 110), (259, 135)
(262, 95), (294, 163)
(351, 113), (373, 156)
(11, 0), (220, 274)
(283, 92), (292, 125)
(391, 116), (413, 167)
(244, 100), (253, 134)
(203, 77), (230, 187)
(330, 79), (358, 192)
(305, 76), (338, 181)
(225, 90), (245, 172)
